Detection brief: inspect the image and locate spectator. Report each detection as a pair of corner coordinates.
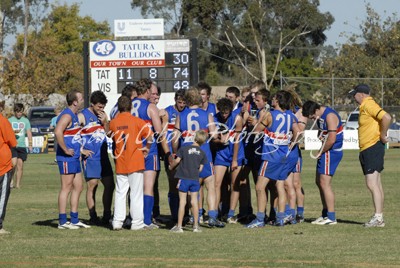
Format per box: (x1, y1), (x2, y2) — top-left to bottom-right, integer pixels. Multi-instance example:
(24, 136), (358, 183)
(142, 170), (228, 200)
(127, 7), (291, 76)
(0, 101), (17, 234)
(349, 84), (391, 227)
(8, 103), (32, 189)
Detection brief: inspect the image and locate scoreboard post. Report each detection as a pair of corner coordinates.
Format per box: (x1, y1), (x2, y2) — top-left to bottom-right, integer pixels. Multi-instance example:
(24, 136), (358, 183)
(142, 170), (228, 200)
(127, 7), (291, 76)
(83, 38), (198, 115)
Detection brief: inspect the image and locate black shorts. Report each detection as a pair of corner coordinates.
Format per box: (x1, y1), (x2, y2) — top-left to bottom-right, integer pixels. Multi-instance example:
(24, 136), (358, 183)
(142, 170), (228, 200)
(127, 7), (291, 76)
(359, 141), (385, 175)
(14, 147), (28, 162)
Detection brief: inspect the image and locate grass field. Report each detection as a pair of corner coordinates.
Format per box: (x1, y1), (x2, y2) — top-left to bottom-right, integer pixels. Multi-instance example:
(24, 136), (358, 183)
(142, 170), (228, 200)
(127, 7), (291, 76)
(0, 150), (399, 267)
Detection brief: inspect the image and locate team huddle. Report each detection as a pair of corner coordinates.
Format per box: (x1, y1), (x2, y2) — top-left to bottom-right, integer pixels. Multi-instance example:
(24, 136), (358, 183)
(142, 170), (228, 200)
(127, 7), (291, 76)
(53, 79), (390, 232)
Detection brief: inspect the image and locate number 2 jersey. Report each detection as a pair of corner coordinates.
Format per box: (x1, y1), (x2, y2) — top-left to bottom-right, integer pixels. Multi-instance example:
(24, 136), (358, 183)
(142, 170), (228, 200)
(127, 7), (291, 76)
(261, 109), (296, 163)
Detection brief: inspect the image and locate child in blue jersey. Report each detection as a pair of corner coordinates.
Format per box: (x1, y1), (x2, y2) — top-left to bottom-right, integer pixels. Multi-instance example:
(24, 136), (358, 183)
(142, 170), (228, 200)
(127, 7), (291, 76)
(160, 89), (186, 223)
(169, 130), (208, 233)
(302, 100), (343, 225)
(246, 91), (300, 228)
(78, 91), (114, 225)
(55, 90), (90, 229)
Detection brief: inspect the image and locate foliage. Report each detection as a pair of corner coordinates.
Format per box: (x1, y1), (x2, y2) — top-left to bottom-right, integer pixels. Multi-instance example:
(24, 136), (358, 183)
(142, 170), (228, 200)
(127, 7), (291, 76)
(131, 0), (183, 37)
(0, 0), (23, 50)
(131, 0), (334, 88)
(323, 4), (400, 106)
(2, 4), (111, 104)
(279, 56), (325, 101)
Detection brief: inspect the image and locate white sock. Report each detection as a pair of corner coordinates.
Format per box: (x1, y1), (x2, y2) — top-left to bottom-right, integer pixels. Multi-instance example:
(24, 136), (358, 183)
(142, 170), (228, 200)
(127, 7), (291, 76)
(374, 213), (383, 220)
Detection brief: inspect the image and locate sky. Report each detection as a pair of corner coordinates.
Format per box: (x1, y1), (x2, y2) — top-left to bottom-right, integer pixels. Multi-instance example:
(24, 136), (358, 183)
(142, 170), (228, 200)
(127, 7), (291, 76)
(4, 0), (400, 48)
(53, 0), (400, 47)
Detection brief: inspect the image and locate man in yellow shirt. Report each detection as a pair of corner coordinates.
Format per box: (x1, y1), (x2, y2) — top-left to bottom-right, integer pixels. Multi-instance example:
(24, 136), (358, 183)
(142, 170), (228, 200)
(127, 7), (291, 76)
(349, 84), (391, 228)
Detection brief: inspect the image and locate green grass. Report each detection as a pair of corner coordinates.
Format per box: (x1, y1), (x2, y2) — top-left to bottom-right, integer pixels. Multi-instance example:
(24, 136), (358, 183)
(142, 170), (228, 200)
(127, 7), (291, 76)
(1, 150), (399, 267)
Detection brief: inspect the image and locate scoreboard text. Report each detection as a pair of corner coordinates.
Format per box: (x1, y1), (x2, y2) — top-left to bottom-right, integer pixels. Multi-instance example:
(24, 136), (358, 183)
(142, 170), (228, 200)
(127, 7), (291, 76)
(89, 39), (197, 94)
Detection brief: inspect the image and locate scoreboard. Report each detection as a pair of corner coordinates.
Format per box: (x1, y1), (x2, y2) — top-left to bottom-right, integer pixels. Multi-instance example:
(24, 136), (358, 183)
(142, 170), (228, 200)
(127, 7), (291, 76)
(85, 39), (198, 114)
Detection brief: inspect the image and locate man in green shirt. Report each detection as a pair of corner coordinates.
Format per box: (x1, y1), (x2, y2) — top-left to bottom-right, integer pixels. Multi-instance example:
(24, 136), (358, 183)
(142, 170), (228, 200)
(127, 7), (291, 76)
(8, 103), (32, 189)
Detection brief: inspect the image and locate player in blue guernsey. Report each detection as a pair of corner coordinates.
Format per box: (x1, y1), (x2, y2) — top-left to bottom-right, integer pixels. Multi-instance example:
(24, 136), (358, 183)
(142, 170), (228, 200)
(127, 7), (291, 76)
(213, 97), (245, 223)
(55, 90), (89, 229)
(109, 83), (137, 120)
(198, 81), (217, 117)
(172, 88), (225, 228)
(159, 89), (186, 223)
(239, 87), (269, 222)
(197, 82), (217, 221)
(225, 86), (243, 112)
(284, 88), (308, 223)
(132, 78), (169, 229)
(302, 100), (343, 225)
(78, 91), (114, 225)
(246, 91), (300, 228)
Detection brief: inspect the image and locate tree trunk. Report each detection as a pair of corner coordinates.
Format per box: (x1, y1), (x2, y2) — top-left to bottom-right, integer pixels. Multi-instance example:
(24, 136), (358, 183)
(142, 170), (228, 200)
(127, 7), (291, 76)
(260, 47), (267, 85)
(0, 10), (4, 89)
(23, 0), (29, 58)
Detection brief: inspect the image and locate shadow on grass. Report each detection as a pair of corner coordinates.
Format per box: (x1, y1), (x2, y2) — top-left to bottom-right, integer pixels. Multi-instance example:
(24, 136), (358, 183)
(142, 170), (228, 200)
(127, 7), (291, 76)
(32, 219), (59, 228)
(32, 218), (114, 229)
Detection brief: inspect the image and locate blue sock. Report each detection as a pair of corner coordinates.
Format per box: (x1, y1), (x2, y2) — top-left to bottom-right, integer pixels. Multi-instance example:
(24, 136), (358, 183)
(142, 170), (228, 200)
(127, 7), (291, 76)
(327, 212), (336, 221)
(297, 206), (304, 216)
(70, 211), (78, 224)
(277, 212), (285, 221)
(256, 212), (265, 222)
(208, 210), (217, 220)
(290, 209), (296, 218)
(322, 208), (328, 218)
(144, 195), (153, 225)
(228, 209), (235, 218)
(285, 204), (291, 215)
(168, 193), (179, 221)
(59, 213), (67, 225)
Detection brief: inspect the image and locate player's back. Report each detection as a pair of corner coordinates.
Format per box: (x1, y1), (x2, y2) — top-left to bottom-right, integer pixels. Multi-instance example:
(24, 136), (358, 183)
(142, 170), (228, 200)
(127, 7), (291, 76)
(131, 97), (157, 155)
(261, 109), (295, 163)
(179, 107), (212, 162)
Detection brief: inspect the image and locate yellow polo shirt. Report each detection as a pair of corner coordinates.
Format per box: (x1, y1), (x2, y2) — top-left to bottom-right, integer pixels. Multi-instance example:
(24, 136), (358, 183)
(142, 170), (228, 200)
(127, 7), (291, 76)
(358, 97), (387, 151)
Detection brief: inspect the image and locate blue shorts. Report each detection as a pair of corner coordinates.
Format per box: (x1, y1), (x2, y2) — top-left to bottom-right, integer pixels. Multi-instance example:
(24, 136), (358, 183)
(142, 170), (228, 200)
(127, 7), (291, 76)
(177, 179), (200, 193)
(317, 149), (343, 176)
(258, 160), (289, 181)
(145, 154), (160, 171)
(82, 158), (113, 180)
(287, 156), (302, 173)
(57, 160), (81, 175)
(214, 152), (245, 167)
(199, 161), (214, 179)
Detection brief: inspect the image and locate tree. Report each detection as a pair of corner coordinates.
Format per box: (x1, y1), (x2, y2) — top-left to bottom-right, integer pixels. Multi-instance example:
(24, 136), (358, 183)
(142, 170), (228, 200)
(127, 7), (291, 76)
(2, 3), (111, 103)
(131, 0), (183, 37)
(324, 4), (400, 106)
(1, 0), (23, 81)
(132, 0), (334, 89)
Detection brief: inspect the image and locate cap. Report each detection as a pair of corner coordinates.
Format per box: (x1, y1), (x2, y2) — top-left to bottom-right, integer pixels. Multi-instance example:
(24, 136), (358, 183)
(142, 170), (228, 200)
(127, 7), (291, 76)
(348, 84), (370, 96)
